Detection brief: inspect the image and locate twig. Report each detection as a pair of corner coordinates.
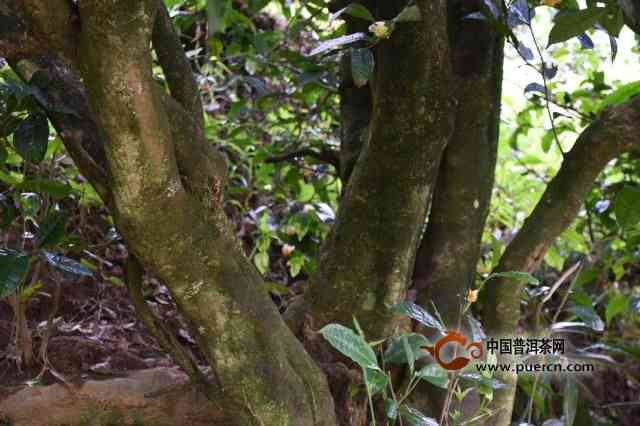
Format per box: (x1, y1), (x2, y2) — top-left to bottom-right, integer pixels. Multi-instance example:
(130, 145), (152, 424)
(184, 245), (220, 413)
(265, 147), (340, 170)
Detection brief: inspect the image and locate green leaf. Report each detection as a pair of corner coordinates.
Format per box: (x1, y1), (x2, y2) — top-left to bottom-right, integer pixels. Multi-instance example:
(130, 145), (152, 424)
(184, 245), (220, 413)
(15, 179), (75, 199)
(487, 271), (540, 286)
(297, 182), (315, 202)
(41, 251), (93, 277)
(36, 210), (68, 249)
(254, 251), (269, 275)
(384, 333), (430, 364)
(308, 32), (368, 57)
(393, 5), (421, 23)
(384, 399), (398, 420)
(398, 405), (439, 426)
(13, 112), (49, 163)
(207, 0), (232, 36)
(364, 367), (387, 396)
(402, 334), (415, 374)
(547, 8), (606, 46)
(392, 301), (445, 332)
(350, 48), (375, 88)
(416, 364), (449, 389)
(460, 372), (508, 389)
(605, 293), (628, 324)
(599, 81), (640, 109)
(319, 323), (379, 370)
(0, 249), (29, 298)
(599, 7), (625, 37)
(614, 185), (640, 231)
(563, 378), (578, 426)
(330, 3), (375, 22)
(566, 305), (604, 332)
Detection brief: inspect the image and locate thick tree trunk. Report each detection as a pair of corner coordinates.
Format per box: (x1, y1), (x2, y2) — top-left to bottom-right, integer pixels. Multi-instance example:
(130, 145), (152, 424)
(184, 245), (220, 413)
(304, 0), (454, 339)
(2, 1), (337, 424)
(410, 0), (504, 417)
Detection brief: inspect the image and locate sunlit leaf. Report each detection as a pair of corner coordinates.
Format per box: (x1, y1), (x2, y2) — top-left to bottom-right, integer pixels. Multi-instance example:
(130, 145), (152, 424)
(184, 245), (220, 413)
(487, 271), (540, 285)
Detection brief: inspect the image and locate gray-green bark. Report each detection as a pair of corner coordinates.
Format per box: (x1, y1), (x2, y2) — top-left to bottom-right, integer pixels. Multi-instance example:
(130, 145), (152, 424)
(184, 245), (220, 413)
(2, 1), (337, 424)
(305, 0), (454, 339)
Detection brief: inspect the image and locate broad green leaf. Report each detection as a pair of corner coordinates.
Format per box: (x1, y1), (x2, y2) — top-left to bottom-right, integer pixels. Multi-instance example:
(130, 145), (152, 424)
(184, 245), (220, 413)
(614, 185), (640, 231)
(393, 5), (421, 23)
(0, 249), (29, 298)
(547, 8), (606, 46)
(36, 210), (68, 249)
(563, 378), (578, 426)
(398, 405), (439, 426)
(487, 271), (540, 285)
(392, 301), (445, 332)
(605, 293), (628, 324)
(364, 367), (387, 396)
(330, 3), (375, 22)
(566, 305), (604, 332)
(254, 251), (269, 275)
(308, 32), (368, 57)
(319, 323), (379, 370)
(384, 333), (430, 364)
(599, 81), (640, 109)
(13, 112), (49, 163)
(384, 399), (398, 420)
(350, 48), (375, 88)
(42, 251), (93, 277)
(297, 182), (315, 202)
(416, 364), (449, 389)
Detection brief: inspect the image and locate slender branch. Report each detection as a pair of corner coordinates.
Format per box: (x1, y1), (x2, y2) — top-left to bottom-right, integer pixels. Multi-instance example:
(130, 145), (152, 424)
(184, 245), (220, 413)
(125, 255), (220, 401)
(152, 0), (204, 131)
(265, 147), (340, 170)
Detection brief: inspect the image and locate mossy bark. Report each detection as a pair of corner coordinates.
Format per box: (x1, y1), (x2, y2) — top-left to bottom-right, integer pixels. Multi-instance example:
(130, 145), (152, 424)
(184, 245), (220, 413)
(410, 0), (504, 417)
(305, 0), (454, 340)
(2, 1), (338, 424)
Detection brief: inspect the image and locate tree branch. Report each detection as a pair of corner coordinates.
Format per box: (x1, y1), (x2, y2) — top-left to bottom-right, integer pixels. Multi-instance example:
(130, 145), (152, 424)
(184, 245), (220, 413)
(152, 0), (204, 131)
(74, 1), (336, 424)
(483, 96), (640, 426)
(265, 147), (340, 170)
